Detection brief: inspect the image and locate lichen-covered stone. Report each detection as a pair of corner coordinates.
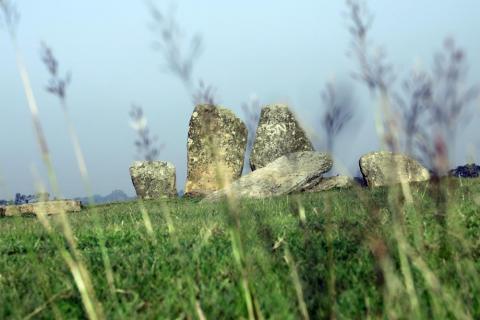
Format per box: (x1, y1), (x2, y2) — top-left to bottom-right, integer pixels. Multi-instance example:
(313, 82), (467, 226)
(250, 104), (314, 171)
(185, 104), (248, 196)
(3, 200), (82, 217)
(130, 161), (177, 199)
(203, 151), (332, 202)
(304, 175), (354, 192)
(359, 151), (430, 187)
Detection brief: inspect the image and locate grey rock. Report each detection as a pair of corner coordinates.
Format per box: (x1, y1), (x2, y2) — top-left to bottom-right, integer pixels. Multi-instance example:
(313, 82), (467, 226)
(203, 151), (332, 202)
(185, 104), (247, 196)
(130, 161), (177, 199)
(3, 200), (82, 217)
(359, 151), (430, 187)
(304, 175), (354, 192)
(250, 104), (314, 171)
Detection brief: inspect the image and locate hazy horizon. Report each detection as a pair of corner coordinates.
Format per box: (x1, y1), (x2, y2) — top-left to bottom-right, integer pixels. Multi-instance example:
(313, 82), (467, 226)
(1, 0), (479, 199)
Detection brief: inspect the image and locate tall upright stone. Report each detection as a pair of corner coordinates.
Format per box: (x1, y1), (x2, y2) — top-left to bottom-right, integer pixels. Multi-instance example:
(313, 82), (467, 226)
(250, 104), (314, 170)
(130, 161), (177, 199)
(359, 151), (430, 187)
(185, 104), (247, 197)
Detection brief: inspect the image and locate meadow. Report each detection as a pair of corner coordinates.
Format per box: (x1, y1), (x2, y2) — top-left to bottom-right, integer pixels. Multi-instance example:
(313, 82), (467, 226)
(1, 179), (479, 319)
(1, 1), (479, 319)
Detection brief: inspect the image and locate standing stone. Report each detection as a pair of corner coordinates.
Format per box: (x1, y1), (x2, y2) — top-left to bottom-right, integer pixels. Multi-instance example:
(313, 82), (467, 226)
(250, 104), (314, 171)
(130, 161), (177, 199)
(359, 151), (430, 187)
(185, 104), (247, 196)
(203, 151), (333, 202)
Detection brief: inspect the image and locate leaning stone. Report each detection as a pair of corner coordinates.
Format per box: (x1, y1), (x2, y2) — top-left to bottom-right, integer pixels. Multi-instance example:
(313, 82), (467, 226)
(3, 200), (82, 217)
(130, 161), (177, 199)
(250, 104), (314, 171)
(202, 151), (332, 202)
(359, 151), (430, 187)
(185, 104), (247, 197)
(304, 176), (354, 192)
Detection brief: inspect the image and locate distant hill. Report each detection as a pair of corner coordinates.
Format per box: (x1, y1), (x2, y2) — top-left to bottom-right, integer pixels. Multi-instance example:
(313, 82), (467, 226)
(75, 190), (134, 205)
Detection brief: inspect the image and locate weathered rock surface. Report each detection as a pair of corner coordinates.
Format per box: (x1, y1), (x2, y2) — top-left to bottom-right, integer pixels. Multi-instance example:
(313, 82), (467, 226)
(304, 175), (354, 192)
(0, 206), (5, 217)
(185, 104), (247, 196)
(203, 151), (332, 202)
(359, 151), (430, 187)
(2, 200), (82, 217)
(250, 104), (314, 171)
(449, 163), (480, 178)
(130, 161), (177, 199)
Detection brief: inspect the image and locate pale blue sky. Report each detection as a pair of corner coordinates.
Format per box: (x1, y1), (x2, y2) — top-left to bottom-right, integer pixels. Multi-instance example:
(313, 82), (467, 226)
(1, 1), (479, 198)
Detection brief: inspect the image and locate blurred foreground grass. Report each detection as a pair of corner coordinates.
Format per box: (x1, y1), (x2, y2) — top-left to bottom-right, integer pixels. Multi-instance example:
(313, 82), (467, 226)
(1, 179), (480, 319)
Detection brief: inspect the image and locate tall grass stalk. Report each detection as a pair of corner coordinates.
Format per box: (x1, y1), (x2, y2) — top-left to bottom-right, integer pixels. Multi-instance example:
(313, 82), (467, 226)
(12, 171), (66, 319)
(393, 223), (422, 318)
(220, 175), (258, 319)
(128, 105), (162, 238)
(138, 201), (155, 236)
(148, 2), (217, 106)
(284, 246), (310, 320)
(41, 43), (117, 298)
(323, 196), (337, 319)
(1, 3), (104, 319)
(23, 287), (72, 320)
(30, 168), (104, 319)
(208, 132), (263, 319)
(405, 236), (470, 319)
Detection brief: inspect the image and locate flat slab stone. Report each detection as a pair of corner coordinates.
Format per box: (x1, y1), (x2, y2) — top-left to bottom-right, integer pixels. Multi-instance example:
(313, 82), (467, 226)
(2, 200), (82, 217)
(203, 151), (332, 202)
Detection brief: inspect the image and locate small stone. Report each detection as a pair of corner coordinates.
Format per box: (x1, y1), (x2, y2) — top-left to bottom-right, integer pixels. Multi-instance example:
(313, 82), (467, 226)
(359, 151), (430, 187)
(130, 161), (177, 199)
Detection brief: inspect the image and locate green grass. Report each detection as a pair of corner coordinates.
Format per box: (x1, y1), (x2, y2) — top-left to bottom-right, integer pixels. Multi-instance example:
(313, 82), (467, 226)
(1, 179), (480, 319)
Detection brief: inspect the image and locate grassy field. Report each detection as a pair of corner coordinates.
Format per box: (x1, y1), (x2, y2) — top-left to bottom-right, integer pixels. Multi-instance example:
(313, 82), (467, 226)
(1, 179), (480, 319)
